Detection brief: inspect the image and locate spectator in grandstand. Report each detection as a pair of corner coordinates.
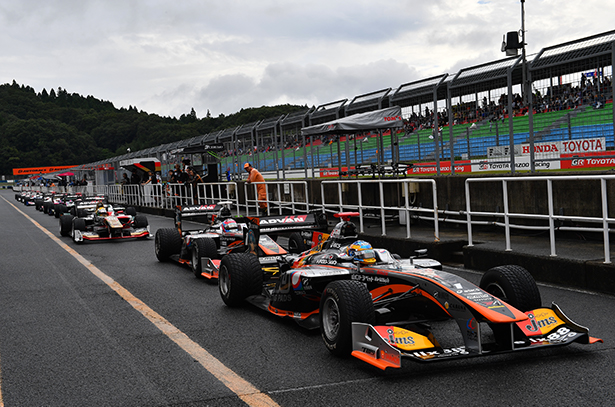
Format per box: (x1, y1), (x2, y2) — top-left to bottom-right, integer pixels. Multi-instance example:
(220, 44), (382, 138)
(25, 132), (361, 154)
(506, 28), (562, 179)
(244, 162), (267, 214)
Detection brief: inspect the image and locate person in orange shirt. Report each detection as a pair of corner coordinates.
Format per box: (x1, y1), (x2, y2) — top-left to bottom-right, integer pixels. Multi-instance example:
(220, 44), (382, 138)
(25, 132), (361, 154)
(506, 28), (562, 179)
(244, 162), (267, 214)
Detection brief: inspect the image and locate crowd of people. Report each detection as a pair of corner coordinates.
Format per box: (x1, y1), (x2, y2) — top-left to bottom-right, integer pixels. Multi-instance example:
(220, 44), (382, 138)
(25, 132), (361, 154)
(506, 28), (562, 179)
(117, 162), (208, 205)
(402, 74), (613, 135)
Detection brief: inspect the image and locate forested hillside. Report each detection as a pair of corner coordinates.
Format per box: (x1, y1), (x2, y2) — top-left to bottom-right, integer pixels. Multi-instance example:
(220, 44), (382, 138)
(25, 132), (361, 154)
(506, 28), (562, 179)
(0, 80), (307, 176)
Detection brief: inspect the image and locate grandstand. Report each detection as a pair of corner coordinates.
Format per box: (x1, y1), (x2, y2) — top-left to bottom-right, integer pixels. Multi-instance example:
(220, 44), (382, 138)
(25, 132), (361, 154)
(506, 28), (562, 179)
(76, 30), (615, 183)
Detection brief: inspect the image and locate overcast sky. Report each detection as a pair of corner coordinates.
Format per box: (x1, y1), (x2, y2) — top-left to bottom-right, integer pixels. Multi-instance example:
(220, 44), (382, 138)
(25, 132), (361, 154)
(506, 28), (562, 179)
(1, 0), (613, 119)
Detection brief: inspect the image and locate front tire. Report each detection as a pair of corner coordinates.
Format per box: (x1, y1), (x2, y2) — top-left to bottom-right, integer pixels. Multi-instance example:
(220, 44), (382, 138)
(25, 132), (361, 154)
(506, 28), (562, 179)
(320, 280), (375, 357)
(59, 214), (74, 237)
(155, 228), (182, 262)
(480, 265), (542, 349)
(479, 265), (541, 312)
(218, 253), (262, 307)
(72, 218), (87, 244)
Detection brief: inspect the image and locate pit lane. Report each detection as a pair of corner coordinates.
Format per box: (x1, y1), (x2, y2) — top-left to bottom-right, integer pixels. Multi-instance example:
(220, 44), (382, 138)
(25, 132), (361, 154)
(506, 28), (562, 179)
(0, 190), (613, 406)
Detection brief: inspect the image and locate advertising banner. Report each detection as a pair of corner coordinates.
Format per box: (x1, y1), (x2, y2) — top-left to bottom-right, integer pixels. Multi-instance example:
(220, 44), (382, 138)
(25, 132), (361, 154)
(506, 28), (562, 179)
(12, 165), (76, 176)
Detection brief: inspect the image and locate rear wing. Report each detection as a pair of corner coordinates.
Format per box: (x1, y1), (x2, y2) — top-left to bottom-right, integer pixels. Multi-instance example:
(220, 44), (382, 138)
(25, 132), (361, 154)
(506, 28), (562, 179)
(174, 203), (228, 231)
(236, 212), (328, 235)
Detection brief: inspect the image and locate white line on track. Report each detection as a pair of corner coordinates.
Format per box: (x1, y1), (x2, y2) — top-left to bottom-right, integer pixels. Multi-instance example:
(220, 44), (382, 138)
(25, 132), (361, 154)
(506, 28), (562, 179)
(0, 196), (279, 407)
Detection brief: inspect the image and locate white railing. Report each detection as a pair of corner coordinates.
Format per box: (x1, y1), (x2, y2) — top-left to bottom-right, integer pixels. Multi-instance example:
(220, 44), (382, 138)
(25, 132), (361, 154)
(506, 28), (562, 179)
(320, 178), (440, 240)
(243, 180), (310, 216)
(465, 175), (615, 263)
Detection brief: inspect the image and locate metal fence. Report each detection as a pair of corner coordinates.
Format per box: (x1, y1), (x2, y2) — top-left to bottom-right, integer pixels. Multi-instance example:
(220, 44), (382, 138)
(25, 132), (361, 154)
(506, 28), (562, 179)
(320, 179), (440, 240)
(465, 174), (615, 263)
(243, 180), (310, 217)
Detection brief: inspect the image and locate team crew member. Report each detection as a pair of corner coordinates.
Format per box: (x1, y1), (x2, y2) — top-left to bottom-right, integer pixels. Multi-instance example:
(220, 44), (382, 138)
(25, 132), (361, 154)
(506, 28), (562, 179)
(244, 162), (267, 213)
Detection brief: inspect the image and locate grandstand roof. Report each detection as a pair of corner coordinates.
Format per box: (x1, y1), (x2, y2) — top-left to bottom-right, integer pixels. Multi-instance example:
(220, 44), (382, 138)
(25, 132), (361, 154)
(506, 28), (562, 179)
(217, 126), (240, 142)
(449, 55), (525, 95)
(235, 120), (261, 138)
(280, 107), (313, 129)
(256, 115), (285, 133)
(309, 99), (347, 125)
(530, 29), (615, 80)
(390, 74), (449, 107)
(346, 88), (391, 115)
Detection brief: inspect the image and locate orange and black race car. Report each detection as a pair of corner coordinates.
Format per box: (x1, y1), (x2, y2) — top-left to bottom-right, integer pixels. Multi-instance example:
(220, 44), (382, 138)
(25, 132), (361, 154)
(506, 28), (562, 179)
(154, 202), (328, 280)
(217, 213), (602, 370)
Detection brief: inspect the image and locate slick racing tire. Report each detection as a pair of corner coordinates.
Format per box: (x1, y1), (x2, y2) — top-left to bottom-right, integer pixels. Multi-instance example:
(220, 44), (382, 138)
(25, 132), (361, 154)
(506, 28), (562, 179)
(125, 207), (137, 216)
(191, 237), (218, 278)
(72, 218), (87, 244)
(480, 265), (542, 349)
(59, 214), (74, 237)
(133, 215), (148, 228)
(320, 280), (375, 357)
(155, 228), (182, 262)
(287, 232), (308, 254)
(218, 253), (262, 307)
(479, 265), (541, 312)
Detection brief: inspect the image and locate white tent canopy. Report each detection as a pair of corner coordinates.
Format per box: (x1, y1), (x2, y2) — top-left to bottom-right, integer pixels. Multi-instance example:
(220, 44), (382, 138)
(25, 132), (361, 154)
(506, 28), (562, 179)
(301, 106), (403, 136)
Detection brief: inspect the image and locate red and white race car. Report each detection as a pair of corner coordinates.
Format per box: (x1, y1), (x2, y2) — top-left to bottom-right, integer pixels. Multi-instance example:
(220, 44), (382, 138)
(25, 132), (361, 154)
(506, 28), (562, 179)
(59, 201), (149, 243)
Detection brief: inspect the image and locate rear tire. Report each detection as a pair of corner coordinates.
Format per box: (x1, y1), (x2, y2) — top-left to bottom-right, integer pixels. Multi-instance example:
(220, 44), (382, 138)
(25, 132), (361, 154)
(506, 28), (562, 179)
(126, 207), (137, 216)
(320, 280), (375, 357)
(287, 232), (308, 253)
(191, 238), (218, 278)
(218, 253), (262, 307)
(155, 228), (182, 262)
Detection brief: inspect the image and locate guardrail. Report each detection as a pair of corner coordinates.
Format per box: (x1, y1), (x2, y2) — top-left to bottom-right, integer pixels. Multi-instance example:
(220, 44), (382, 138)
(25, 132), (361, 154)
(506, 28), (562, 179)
(320, 178), (440, 240)
(465, 175), (615, 263)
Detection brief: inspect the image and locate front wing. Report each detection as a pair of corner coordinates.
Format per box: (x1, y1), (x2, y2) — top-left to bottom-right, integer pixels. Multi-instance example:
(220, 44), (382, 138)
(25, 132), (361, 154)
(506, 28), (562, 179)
(351, 302), (603, 370)
(74, 227), (150, 242)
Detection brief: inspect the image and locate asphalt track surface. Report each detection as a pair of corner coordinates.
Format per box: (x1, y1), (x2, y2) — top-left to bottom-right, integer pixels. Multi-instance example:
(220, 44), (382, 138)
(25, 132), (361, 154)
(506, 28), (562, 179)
(0, 189), (613, 407)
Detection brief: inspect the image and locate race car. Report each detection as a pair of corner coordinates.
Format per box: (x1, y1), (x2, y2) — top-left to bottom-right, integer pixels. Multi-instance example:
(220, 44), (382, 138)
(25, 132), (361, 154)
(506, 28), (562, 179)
(19, 190), (39, 206)
(51, 193), (84, 218)
(154, 202), (328, 280)
(59, 201), (149, 243)
(217, 214), (602, 370)
(34, 192), (55, 213)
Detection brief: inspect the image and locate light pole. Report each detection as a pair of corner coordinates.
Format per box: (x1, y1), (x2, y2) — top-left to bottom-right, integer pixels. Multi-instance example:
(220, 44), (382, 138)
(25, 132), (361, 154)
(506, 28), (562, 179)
(521, 0), (528, 105)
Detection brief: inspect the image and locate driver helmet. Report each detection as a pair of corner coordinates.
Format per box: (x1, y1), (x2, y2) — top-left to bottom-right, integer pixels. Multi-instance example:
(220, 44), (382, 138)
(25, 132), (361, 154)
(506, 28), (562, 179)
(221, 218), (239, 232)
(96, 203), (108, 216)
(346, 240), (376, 265)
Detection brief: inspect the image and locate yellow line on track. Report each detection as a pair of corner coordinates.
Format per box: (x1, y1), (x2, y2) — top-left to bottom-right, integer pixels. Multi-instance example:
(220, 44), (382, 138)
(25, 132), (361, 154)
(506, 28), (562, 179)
(0, 196), (279, 407)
